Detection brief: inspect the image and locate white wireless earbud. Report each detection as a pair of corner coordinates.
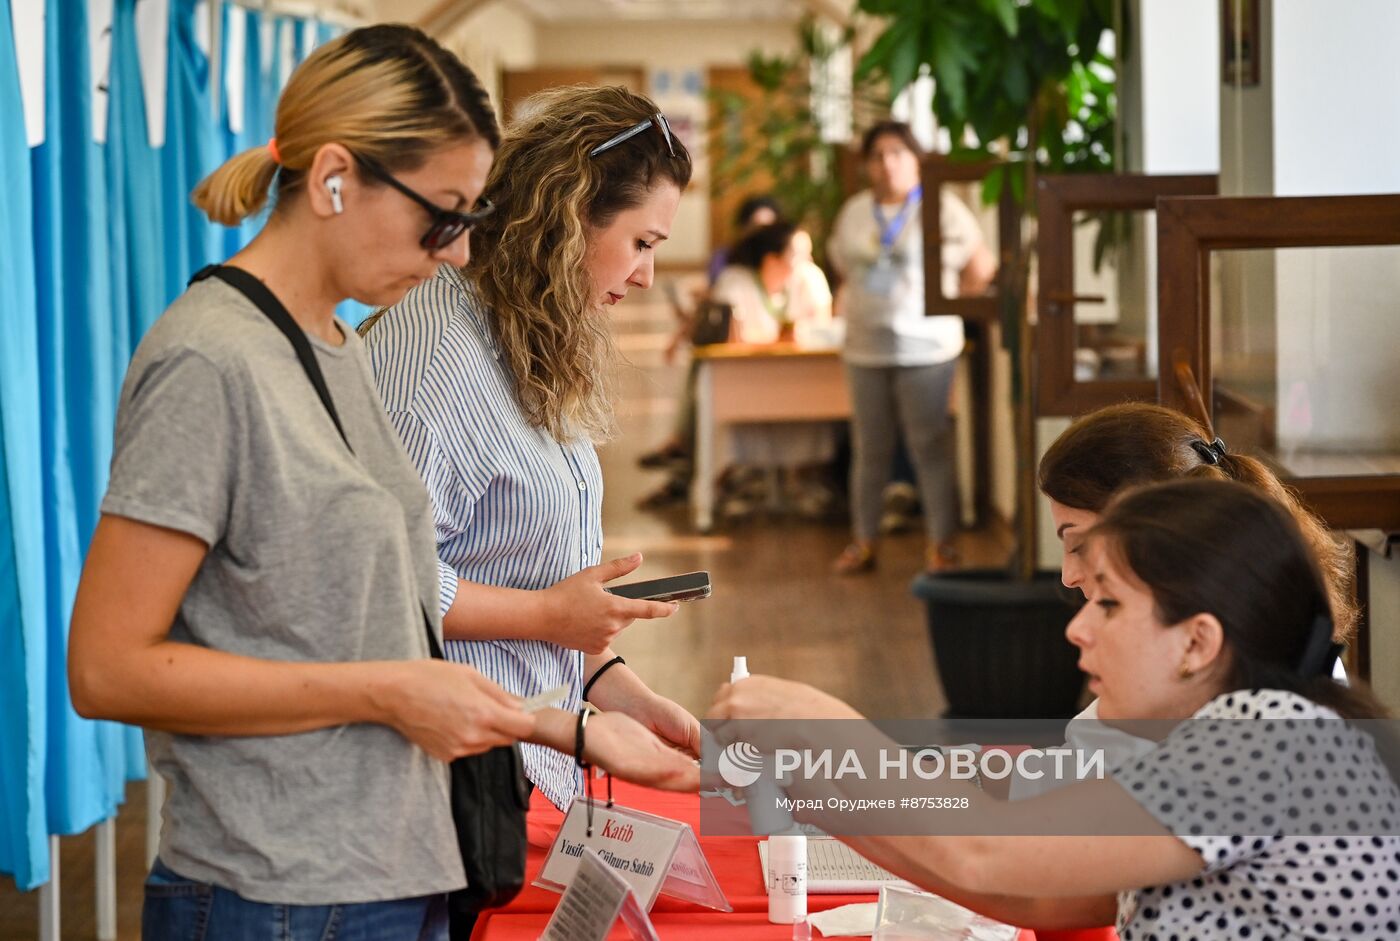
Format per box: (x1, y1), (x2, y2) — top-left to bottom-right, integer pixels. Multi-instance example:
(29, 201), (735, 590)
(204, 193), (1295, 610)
(326, 175), (344, 214)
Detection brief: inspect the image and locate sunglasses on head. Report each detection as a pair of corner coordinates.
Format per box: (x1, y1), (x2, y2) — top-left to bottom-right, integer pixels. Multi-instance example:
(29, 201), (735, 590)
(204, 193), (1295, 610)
(353, 154), (494, 251)
(588, 113), (676, 159)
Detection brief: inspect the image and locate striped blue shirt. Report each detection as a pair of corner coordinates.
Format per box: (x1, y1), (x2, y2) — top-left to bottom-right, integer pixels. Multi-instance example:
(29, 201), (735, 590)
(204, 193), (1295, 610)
(365, 265), (600, 809)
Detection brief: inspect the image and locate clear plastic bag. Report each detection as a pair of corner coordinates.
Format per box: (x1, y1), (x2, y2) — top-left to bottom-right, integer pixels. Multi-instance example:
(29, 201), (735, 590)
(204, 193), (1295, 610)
(873, 884), (1021, 941)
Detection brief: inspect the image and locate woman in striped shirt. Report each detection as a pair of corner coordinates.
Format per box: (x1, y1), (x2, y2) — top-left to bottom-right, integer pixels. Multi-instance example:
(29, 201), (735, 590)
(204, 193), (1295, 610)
(364, 86), (700, 808)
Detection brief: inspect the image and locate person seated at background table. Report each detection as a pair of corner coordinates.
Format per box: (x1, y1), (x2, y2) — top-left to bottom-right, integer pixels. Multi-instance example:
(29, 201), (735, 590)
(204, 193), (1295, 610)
(1019, 402), (1359, 797)
(68, 28), (696, 940)
(712, 220), (832, 343)
(643, 195), (789, 472)
(829, 120), (997, 576)
(710, 477), (1400, 940)
(708, 193), (783, 285)
(362, 85), (701, 812)
(639, 223), (837, 516)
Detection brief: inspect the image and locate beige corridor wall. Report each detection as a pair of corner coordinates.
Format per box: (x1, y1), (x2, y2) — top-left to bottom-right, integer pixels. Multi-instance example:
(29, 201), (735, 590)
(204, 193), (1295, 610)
(442, 3), (540, 116)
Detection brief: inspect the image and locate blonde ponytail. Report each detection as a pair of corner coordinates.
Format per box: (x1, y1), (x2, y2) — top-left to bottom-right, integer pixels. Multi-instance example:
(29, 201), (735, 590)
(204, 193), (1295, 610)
(190, 24), (499, 228)
(192, 144), (280, 226)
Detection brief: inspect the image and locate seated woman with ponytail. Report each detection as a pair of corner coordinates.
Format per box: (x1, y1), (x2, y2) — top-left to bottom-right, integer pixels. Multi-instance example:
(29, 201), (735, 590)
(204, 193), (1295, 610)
(710, 478), (1400, 939)
(1023, 403), (1357, 800)
(1039, 402), (1358, 649)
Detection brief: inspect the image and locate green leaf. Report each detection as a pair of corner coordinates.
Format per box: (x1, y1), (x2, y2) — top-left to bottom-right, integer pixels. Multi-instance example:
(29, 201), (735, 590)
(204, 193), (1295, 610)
(981, 164), (1005, 207)
(1001, 56), (1029, 104)
(979, 0), (1019, 36)
(888, 26), (922, 96)
(1058, 0), (1086, 44)
(855, 17), (910, 82)
(1008, 161), (1027, 205)
(930, 26), (971, 117)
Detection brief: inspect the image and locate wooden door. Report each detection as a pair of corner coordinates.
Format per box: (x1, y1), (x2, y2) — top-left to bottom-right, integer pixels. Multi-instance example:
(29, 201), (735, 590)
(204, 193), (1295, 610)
(501, 67), (646, 124)
(706, 66), (776, 256)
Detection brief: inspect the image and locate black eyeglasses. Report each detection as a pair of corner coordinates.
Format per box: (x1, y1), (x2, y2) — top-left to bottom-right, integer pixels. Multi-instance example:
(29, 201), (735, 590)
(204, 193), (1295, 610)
(588, 113), (676, 159)
(353, 154), (494, 251)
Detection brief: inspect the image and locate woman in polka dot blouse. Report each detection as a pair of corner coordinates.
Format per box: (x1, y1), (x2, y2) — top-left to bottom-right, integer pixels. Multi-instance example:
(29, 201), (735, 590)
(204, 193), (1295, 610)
(710, 478), (1400, 940)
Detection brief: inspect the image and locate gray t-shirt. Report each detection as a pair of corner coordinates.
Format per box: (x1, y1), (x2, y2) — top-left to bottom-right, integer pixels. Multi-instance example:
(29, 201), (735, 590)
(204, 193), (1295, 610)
(101, 278), (465, 904)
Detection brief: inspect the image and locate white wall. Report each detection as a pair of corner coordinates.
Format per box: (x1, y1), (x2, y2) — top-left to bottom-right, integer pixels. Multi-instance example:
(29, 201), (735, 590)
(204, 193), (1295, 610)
(532, 20), (800, 266)
(532, 19), (797, 68)
(1138, 0), (1220, 174)
(1270, 0), (1400, 452)
(1272, 0), (1400, 199)
(1219, 0), (1400, 453)
(1216, 1), (1400, 695)
(442, 2), (539, 113)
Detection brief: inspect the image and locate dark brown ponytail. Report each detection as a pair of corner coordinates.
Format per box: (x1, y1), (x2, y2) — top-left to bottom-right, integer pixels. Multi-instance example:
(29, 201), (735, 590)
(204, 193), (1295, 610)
(1039, 403), (1358, 643)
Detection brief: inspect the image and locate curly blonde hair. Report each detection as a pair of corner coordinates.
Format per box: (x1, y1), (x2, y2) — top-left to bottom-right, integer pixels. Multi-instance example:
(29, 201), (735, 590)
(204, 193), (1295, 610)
(465, 85), (692, 443)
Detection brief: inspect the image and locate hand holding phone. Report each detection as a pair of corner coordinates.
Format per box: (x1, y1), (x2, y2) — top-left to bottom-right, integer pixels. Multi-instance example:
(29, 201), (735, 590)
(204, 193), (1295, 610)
(605, 570), (712, 603)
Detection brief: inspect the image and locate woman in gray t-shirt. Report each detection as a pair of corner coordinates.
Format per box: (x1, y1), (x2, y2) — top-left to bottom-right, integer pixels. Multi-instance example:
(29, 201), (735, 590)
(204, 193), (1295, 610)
(68, 26), (695, 939)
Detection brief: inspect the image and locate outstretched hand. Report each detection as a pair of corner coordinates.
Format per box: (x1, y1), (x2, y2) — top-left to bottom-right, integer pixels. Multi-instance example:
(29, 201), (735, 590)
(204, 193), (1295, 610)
(707, 675), (863, 723)
(583, 711), (700, 793)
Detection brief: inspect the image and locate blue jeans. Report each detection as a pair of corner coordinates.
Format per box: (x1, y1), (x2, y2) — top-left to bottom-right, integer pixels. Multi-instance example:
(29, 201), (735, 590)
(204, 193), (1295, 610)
(142, 858), (449, 941)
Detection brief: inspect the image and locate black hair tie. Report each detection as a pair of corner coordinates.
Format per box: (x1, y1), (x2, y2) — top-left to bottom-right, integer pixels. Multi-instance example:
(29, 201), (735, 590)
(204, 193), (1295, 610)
(1190, 436), (1229, 466)
(1296, 611), (1344, 679)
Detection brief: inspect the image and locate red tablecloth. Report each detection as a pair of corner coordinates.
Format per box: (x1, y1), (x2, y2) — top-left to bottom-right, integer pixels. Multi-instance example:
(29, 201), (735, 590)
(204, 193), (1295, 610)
(470, 780), (1044, 940)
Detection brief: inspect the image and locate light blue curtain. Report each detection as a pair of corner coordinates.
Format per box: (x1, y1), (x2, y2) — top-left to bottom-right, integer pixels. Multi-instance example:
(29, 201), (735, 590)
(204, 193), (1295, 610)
(161, 0), (221, 302)
(235, 8), (277, 250)
(290, 17), (312, 68)
(108, 0), (167, 348)
(0, 0), (47, 894)
(29, 0), (141, 851)
(1, 0), (355, 892)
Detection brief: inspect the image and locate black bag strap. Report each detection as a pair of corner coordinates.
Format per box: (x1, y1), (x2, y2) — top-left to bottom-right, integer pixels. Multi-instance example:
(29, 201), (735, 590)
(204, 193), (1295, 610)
(191, 264), (353, 454)
(189, 264), (446, 660)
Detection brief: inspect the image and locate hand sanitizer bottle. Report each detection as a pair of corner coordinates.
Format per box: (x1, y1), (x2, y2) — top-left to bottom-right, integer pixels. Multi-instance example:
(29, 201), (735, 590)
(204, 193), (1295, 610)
(767, 833), (808, 925)
(728, 656), (797, 835)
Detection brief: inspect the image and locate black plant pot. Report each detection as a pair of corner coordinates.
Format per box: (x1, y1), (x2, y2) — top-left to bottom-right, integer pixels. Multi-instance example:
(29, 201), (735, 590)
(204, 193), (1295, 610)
(911, 569), (1085, 719)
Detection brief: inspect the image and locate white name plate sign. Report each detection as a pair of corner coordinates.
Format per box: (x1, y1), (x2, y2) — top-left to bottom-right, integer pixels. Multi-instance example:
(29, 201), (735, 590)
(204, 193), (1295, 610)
(541, 848), (660, 941)
(536, 797), (732, 913)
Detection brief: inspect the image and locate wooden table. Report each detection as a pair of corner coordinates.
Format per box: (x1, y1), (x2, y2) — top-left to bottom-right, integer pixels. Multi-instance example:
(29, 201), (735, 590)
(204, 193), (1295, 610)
(691, 343), (851, 532)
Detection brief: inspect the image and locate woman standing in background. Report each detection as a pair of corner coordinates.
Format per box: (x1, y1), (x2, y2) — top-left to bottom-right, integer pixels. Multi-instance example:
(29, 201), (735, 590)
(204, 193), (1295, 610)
(828, 121), (995, 575)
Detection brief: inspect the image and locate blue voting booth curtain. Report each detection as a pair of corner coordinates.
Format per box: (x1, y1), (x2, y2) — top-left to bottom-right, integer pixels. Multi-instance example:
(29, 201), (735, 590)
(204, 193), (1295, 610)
(108, 0), (167, 350)
(0, 0), (47, 894)
(162, 0), (221, 303)
(1, 0), (349, 891)
(29, 0), (142, 852)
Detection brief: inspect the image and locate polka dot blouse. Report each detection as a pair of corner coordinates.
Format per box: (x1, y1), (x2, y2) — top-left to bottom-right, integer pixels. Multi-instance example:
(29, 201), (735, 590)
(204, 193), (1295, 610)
(1112, 689), (1400, 940)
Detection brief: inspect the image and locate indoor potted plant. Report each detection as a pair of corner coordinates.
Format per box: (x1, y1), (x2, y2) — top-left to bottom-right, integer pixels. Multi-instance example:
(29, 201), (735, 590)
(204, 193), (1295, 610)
(856, 0), (1118, 718)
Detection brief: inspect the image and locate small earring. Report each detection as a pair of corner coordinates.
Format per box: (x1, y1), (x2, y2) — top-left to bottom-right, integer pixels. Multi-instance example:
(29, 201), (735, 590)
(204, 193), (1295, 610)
(1178, 661), (1193, 680)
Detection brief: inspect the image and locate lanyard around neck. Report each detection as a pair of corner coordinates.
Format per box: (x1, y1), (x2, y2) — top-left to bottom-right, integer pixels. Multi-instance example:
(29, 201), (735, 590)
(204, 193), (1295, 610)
(872, 184), (923, 252)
